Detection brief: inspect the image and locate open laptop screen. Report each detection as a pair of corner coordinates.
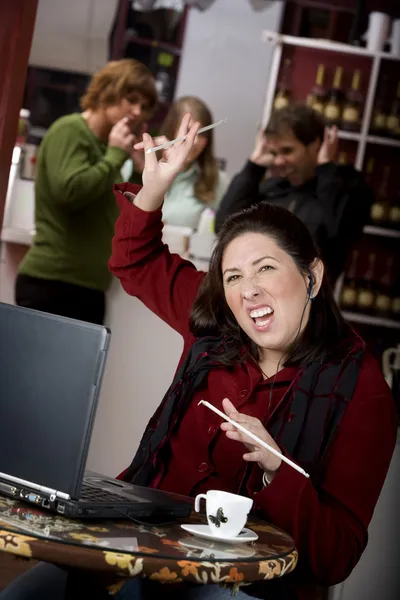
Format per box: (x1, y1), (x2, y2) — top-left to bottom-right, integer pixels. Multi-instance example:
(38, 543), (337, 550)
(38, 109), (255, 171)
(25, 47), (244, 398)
(0, 303), (109, 499)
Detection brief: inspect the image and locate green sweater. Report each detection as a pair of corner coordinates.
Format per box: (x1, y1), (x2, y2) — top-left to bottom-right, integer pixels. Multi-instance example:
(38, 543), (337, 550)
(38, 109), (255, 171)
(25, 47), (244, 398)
(19, 113), (129, 291)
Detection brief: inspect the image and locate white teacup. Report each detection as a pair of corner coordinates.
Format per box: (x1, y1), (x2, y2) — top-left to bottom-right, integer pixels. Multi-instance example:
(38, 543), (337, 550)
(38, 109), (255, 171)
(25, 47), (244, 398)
(194, 490), (253, 539)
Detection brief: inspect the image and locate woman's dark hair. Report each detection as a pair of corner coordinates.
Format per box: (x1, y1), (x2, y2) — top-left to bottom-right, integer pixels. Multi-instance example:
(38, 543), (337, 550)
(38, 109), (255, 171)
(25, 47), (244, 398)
(265, 103), (325, 146)
(189, 203), (353, 368)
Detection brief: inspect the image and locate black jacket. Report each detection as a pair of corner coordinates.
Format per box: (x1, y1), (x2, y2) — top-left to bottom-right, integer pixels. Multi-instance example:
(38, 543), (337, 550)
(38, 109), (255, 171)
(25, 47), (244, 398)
(215, 161), (374, 284)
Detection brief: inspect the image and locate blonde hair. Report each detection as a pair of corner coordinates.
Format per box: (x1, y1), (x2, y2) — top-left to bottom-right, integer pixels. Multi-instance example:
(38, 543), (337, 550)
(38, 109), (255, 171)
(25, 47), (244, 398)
(161, 96), (219, 204)
(80, 59), (157, 118)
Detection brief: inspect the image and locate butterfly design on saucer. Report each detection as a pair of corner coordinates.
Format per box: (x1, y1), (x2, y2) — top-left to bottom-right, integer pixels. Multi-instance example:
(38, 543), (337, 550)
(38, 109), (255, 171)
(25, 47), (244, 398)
(208, 507), (228, 528)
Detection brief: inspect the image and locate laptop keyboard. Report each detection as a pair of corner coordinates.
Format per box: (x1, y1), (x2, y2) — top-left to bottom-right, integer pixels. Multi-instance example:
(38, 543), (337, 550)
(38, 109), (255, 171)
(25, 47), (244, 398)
(80, 481), (131, 504)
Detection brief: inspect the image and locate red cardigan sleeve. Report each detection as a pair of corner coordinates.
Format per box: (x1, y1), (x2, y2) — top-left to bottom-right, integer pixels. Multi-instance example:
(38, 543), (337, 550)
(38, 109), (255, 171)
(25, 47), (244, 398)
(108, 183), (206, 338)
(247, 353), (397, 587)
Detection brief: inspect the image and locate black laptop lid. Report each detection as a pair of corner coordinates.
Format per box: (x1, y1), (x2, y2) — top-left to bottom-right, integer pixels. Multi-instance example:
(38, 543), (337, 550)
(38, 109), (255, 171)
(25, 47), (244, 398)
(0, 303), (110, 499)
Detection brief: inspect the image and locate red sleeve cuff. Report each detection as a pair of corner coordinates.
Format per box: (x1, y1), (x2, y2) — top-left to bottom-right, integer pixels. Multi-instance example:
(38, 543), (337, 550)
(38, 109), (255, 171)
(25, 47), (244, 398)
(114, 182), (142, 197)
(113, 183), (163, 225)
(251, 460), (309, 518)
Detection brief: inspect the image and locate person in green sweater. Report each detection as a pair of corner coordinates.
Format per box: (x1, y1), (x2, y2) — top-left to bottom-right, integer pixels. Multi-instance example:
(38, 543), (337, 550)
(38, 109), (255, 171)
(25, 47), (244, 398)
(15, 59), (157, 325)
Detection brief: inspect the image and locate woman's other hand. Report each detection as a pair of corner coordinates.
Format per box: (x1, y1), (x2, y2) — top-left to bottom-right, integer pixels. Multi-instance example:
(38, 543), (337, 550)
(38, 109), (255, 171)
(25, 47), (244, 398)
(220, 398), (282, 481)
(134, 113), (200, 211)
(109, 117), (135, 153)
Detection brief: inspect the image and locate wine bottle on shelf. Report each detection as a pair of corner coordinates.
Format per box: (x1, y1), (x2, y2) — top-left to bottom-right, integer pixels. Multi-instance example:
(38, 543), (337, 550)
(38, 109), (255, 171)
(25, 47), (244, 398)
(364, 157), (375, 186)
(370, 76), (388, 136)
(340, 249), (359, 311)
(306, 64), (327, 114)
(323, 67), (344, 126)
(385, 81), (400, 139)
(391, 275), (400, 321)
(273, 59), (292, 111)
(388, 190), (400, 229)
(341, 70), (363, 132)
(375, 256), (395, 318)
(370, 165), (391, 226)
(356, 252), (377, 315)
(338, 151), (348, 165)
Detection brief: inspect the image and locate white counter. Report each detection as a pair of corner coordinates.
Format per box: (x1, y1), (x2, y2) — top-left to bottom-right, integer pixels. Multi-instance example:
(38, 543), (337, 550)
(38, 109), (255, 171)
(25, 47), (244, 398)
(85, 276), (183, 476)
(329, 431), (400, 600)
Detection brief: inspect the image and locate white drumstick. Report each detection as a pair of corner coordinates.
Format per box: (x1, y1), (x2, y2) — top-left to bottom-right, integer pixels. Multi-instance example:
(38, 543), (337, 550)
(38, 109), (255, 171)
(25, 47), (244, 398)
(146, 119), (227, 154)
(198, 400), (309, 479)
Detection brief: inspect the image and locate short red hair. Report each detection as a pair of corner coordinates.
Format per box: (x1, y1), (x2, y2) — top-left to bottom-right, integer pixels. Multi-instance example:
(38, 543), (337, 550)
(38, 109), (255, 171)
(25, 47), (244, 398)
(81, 59), (157, 117)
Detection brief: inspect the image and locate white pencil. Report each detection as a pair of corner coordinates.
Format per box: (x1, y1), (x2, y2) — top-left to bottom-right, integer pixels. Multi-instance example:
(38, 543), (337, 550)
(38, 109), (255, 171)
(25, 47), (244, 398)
(198, 400), (310, 479)
(146, 119), (227, 154)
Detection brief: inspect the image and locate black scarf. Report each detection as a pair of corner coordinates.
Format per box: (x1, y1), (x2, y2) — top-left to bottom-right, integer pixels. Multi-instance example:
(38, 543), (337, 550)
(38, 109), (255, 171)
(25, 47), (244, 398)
(123, 336), (364, 488)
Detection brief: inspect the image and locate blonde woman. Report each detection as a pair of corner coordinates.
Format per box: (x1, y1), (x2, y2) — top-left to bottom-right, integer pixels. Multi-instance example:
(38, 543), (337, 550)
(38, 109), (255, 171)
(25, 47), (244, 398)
(151, 96), (229, 229)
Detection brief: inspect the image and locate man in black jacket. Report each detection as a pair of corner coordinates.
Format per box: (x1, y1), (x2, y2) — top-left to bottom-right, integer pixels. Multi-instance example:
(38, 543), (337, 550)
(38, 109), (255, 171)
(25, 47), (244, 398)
(215, 104), (373, 284)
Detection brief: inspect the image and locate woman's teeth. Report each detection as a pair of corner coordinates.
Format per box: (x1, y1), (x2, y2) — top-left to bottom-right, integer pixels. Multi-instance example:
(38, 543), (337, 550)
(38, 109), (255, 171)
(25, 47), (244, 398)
(249, 307), (274, 324)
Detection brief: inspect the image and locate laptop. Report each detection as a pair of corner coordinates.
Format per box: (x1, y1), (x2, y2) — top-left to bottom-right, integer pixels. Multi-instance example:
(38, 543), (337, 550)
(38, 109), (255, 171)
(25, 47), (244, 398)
(0, 302), (192, 520)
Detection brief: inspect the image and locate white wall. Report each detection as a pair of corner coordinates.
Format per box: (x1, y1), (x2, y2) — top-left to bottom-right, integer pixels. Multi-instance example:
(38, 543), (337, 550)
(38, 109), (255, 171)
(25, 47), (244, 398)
(175, 0), (284, 177)
(29, 0), (118, 74)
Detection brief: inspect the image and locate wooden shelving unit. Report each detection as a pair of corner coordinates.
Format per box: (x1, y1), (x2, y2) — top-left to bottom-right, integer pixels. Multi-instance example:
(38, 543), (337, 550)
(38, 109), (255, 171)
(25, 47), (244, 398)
(363, 225), (400, 239)
(260, 31), (400, 336)
(342, 311), (400, 330)
(109, 0), (189, 126)
(261, 30), (400, 170)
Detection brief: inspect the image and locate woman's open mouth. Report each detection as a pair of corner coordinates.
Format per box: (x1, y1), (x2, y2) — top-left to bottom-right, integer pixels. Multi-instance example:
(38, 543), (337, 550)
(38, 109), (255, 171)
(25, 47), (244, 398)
(249, 306), (274, 331)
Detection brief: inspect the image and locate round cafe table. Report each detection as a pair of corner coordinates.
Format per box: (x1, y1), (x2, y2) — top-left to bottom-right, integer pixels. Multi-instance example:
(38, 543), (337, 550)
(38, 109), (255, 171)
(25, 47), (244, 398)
(0, 495), (297, 595)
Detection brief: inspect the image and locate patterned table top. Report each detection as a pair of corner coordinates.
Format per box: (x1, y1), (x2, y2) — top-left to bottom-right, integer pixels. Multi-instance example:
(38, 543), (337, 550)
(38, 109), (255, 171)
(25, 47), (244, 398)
(0, 495), (298, 588)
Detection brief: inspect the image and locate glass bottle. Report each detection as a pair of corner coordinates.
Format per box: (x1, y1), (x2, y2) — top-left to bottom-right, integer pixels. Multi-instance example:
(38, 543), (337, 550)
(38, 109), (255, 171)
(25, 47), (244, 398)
(307, 64), (327, 114)
(273, 59), (292, 111)
(340, 249), (360, 311)
(341, 70), (363, 132)
(323, 66), (344, 127)
(356, 252), (377, 314)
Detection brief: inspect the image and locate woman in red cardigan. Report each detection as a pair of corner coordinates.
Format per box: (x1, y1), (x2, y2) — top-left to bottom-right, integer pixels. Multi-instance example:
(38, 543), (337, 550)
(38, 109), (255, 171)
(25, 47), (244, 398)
(0, 116), (396, 600)
(107, 115), (397, 599)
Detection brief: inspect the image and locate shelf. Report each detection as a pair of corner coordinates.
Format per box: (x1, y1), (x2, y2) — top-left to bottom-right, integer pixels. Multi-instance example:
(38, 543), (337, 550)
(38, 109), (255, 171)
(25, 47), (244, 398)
(363, 225), (400, 239)
(377, 52), (400, 63)
(338, 131), (361, 142)
(342, 311), (400, 329)
(262, 31), (400, 62)
(262, 31), (375, 57)
(124, 32), (181, 57)
(30, 126), (48, 139)
(0, 228), (34, 246)
(366, 135), (400, 148)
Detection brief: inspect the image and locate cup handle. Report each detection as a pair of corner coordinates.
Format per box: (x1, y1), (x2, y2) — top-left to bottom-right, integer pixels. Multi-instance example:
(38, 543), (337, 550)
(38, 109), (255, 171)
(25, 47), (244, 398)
(194, 493), (207, 513)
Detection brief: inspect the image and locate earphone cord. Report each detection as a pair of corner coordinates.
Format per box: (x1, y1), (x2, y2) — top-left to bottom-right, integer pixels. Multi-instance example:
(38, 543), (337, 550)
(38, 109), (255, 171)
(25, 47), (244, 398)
(249, 273), (312, 417)
(266, 293), (310, 414)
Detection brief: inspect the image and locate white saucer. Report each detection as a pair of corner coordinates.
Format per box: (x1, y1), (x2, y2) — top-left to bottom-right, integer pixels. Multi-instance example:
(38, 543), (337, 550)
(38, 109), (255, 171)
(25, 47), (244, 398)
(180, 524), (258, 544)
(179, 538), (256, 559)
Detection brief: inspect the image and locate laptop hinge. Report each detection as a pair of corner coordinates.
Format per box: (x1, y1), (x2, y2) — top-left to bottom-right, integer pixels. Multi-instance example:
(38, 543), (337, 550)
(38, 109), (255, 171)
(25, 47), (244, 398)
(0, 471), (70, 501)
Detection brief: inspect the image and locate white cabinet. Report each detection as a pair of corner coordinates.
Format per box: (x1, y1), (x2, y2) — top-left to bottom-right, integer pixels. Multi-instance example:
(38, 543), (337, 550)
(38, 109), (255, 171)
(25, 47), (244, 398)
(1, 147), (35, 247)
(329, 433), (400, 600)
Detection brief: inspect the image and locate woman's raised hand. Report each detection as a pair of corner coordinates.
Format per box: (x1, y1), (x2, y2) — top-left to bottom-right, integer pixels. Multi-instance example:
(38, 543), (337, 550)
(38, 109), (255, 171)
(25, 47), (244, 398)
(133, 113), (200, 212)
